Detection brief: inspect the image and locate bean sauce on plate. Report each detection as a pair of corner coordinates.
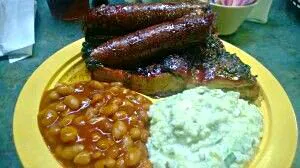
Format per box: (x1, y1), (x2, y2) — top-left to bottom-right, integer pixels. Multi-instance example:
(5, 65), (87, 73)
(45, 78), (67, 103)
(38, 81), (152, 168)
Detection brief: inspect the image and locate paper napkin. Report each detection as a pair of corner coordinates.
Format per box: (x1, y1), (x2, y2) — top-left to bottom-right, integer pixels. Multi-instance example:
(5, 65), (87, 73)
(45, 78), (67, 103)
(0, 0), (35, 63)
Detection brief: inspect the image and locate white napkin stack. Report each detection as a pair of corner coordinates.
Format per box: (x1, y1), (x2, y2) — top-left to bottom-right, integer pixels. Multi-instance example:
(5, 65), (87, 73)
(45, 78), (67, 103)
(0, 0), (35, 63)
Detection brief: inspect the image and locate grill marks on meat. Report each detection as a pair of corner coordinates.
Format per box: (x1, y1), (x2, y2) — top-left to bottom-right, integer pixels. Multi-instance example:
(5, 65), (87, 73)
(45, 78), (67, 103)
(90, 12), (215, 69)
(84, 2), (208, 37)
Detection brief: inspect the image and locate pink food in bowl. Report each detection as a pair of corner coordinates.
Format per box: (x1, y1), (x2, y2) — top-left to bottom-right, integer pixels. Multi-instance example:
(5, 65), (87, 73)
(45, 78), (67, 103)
(212, 0), (256, 6)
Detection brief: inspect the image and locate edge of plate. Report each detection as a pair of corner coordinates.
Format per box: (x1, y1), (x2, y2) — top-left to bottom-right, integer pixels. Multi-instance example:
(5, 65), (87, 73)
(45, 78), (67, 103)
(13, 38), (85, 168)
(223, 41), (298, 168)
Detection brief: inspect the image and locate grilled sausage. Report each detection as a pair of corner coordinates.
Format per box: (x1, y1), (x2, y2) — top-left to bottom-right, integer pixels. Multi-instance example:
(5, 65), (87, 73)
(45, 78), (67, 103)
(90, 12), (215, 68)
(84, 2), (209, 36)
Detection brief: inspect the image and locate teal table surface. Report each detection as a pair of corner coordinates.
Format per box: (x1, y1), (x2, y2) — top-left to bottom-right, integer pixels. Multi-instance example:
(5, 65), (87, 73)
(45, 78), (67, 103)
(0, 0), (299, 167)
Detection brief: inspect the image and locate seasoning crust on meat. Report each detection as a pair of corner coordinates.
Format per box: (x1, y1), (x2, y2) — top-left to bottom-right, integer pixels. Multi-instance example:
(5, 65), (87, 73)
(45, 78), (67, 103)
(81, 3), (259, 100)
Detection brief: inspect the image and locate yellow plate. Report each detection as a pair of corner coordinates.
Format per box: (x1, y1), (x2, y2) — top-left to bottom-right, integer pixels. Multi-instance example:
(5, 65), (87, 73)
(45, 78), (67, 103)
(13, 38), (297, 168)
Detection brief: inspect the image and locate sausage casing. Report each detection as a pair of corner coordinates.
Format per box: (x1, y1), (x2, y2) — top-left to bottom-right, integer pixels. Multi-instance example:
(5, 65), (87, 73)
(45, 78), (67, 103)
(84, 2), (209, 36)
(90, 12), (215, 68)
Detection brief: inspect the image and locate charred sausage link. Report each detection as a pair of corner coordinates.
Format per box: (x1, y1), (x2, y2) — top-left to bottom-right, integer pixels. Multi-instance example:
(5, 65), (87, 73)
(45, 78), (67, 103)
(90, 12), (215, 68)
(84, 2), (209, 36)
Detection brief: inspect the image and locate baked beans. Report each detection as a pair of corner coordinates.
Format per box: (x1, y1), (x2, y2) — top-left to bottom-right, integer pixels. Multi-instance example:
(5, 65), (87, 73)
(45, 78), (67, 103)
(38, 81), (152, 168)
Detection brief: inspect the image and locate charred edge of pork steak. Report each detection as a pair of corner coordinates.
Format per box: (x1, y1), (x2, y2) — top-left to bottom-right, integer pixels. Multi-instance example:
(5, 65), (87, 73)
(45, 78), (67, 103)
(203, 51), (256, 83)
(82, 42), (103, 70)
(201, 35), (256, 83)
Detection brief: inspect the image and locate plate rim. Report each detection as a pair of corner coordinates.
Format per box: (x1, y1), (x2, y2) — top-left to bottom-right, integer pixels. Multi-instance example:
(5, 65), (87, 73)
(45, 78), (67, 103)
(13, 38), (298, 168)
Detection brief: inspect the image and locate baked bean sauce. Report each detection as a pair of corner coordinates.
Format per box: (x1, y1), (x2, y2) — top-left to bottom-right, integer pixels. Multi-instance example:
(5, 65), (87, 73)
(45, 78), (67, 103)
(38, 81), (153, 168)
